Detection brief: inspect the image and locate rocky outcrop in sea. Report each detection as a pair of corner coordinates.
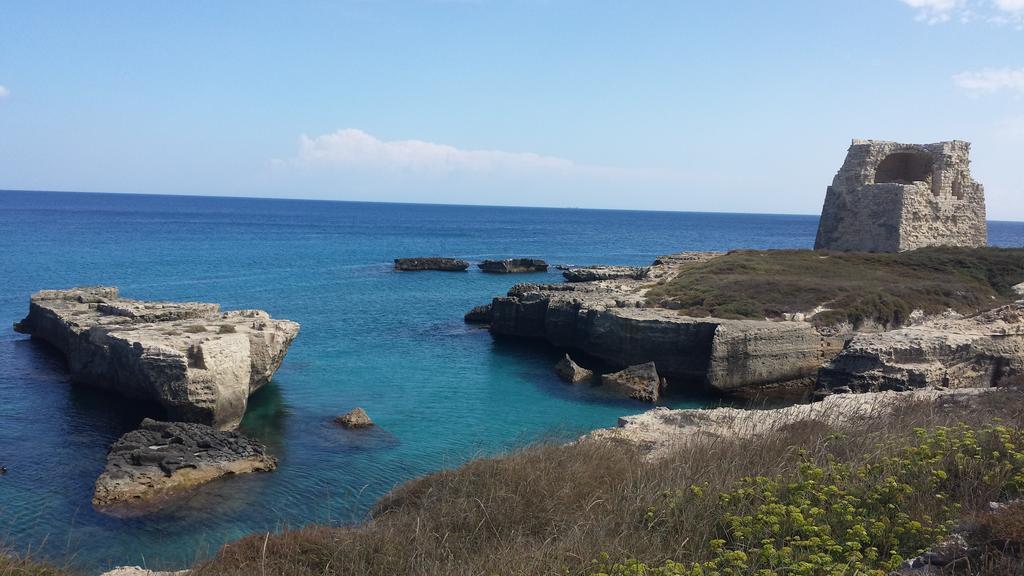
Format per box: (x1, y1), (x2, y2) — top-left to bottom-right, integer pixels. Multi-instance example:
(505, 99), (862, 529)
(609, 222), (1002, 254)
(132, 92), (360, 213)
(601, 362), (665, 402)
(478, 258), (548, 273)
(93, 418), (276, 515)
(13, 287), (299, 430)
(335, 407), (374, 428)
(554, 354), (592, 383)
(394, 257), (470, 271)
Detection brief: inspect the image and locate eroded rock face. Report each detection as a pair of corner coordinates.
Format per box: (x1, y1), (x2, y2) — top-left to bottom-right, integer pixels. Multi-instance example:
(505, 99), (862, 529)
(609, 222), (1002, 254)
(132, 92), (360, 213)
(478, 258), (548, 273)
(817, 303), (1024, 394)
(601, 362), (665, 402)
(464, 304), (493, 324)
(562, 266), (648, 283)
(815, 139), (987, 252)
(394, 257), (469, 271)
(335, 407), (374, 428)
(483, 254), (831, 396)
(93, 418), (276, 515)
(554, 354), (593, 384)
(14, 287), (299, 430)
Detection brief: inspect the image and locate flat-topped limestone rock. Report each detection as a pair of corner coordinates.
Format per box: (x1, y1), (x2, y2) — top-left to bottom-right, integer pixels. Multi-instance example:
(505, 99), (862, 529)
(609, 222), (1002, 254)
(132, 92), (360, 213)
(14, 287), (299, 430)
(482, 253), (831, 396)
(394, 257), (469, 271)
(562, 265), (649, 283)
(478, 258), (549, 273)
(93, 418), (276, 515)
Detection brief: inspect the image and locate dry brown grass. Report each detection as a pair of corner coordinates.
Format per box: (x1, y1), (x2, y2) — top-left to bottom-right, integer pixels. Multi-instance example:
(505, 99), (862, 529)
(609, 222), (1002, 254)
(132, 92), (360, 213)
(0, 553), (69, 576)
(192, 390), (1024, 576)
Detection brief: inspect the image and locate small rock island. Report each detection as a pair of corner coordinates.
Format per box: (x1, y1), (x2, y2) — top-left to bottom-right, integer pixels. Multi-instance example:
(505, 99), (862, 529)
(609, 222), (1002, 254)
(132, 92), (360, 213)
(14, 287), (299, 430)
(93, 419), (276, 514)
(394, 257), (470, 271)
(478, 258), (548, 273)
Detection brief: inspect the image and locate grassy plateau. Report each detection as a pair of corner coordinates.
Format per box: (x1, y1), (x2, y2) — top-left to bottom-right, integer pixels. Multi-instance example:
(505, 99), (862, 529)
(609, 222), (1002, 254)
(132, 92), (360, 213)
(645, 247), (1024, 328)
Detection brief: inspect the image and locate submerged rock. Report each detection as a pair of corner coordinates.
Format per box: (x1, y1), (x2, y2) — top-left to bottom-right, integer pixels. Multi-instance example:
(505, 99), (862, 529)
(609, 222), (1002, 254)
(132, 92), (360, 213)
(394, 257), (469, 271)
(554, 354), (593, 384)
(478, 258), (549, 274)
(335, 407), (374, 429)
(601, 362), (665, 402)
(93, 419), (276, 515)
(464, 303), (493, 324)
(14, 287), (299, 430)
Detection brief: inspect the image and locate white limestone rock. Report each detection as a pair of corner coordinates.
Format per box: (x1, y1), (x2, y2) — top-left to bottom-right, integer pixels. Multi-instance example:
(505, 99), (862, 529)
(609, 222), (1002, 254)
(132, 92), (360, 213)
(13, 287), (299, 430)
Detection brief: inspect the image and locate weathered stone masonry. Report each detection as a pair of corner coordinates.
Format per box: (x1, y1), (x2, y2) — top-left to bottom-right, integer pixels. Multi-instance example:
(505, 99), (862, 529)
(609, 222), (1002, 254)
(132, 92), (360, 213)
(815, 139), (987, 252)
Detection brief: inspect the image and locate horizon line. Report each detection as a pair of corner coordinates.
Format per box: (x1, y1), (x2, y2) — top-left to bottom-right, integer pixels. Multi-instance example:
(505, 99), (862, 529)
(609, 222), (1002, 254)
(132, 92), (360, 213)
(3, 187), (1023, 224)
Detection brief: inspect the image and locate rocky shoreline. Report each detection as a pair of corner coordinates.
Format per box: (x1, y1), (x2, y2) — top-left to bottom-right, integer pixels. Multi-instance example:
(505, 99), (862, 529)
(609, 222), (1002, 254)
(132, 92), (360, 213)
(473, 252), (839, 398)
(470, 251), (1024, 400)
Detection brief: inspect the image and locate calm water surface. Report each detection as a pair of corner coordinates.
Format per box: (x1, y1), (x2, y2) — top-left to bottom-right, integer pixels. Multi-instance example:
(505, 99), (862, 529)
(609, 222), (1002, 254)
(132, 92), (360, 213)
(1, 190), (1021, 572)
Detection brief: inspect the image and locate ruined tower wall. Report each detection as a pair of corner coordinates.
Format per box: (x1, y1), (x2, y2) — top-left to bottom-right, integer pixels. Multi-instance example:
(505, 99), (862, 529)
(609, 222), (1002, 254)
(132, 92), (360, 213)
(814, 140), (987, 253)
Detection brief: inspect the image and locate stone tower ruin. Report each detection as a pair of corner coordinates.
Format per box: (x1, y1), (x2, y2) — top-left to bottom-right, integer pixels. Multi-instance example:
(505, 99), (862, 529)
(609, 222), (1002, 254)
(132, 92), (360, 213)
(814, 139), (987, 252)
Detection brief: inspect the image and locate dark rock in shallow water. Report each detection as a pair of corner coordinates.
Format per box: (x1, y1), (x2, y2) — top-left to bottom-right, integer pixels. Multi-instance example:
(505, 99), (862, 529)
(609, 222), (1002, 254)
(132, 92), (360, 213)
(14, 287), (299, 430)
(93, 418), (276, 515)
(464, 304), (493, 324)
(554, 354), (593, 383)
(335, 407), (374, 428)
(478, 258), (549, 274)
(601, 362), (666, 402)
(394, 257), (469, 271)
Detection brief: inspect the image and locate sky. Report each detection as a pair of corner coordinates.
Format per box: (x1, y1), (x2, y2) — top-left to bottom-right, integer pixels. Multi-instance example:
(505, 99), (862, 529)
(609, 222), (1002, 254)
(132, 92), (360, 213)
(0, 1), (1022, 219)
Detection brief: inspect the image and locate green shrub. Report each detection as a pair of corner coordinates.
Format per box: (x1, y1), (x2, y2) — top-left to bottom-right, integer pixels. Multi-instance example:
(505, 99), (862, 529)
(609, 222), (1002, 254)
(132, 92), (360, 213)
(183, 324), (208, 334)
(591, 424), (1024, 576)
(218, 324), (237, 334)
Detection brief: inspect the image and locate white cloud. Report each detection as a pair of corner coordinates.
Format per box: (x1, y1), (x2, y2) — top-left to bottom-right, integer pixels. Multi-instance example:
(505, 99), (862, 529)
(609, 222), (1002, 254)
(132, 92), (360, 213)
(0, 85), (9, 99)
(270, 128), (669, 208)
(953, 67), (1024, 94)
(283, 128), (578, 175)
(900, 0), (967, 23)
(994, 0), (1024, 13)
(900, 0), (1024, 24)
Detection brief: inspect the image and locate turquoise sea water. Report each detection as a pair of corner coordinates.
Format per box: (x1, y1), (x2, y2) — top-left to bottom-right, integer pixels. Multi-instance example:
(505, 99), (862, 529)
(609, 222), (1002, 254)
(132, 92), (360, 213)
(1, 190), (1022, 573)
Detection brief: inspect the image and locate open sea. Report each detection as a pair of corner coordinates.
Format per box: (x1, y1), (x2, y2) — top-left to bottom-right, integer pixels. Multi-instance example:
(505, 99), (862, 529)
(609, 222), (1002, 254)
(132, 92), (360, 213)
(1, 189), (1022, 573)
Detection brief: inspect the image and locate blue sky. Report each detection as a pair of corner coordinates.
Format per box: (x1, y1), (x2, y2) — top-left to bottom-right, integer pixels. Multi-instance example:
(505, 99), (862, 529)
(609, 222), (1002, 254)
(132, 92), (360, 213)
(1, 1), (1022, 218)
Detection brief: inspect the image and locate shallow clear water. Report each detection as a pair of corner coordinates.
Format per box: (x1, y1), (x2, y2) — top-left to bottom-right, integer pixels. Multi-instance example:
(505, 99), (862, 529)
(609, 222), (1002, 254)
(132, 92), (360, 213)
(0, 190), (1021, 572)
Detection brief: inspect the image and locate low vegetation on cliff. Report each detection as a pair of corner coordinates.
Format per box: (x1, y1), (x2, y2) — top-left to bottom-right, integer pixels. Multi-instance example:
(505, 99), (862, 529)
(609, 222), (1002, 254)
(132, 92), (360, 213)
(0, 552), (65, 576)
(188, 390), (1024, 576)
(645, 247), (1024, 327)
